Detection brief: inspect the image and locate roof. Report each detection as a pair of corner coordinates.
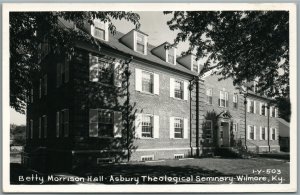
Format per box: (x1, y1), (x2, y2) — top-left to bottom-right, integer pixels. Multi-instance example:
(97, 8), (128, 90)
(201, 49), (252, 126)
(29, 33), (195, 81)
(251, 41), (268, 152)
(99, 31), (197, 76)
(59, 18), (197, 77)
(277, 118), (290, 127)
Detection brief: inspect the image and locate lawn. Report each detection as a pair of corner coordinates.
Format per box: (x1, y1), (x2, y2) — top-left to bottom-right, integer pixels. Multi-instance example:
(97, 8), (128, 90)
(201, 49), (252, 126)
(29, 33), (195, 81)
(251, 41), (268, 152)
(11, 157), (290, 185)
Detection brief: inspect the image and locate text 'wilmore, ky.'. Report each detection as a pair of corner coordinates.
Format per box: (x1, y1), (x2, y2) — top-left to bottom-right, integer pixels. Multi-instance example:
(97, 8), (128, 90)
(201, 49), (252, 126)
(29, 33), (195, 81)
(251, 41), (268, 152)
(18, 174), (286, 184)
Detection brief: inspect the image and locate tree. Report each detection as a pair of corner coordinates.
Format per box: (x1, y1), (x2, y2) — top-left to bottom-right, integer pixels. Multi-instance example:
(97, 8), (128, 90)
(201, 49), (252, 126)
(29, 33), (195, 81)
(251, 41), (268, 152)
(10, 11), (140, 114)
(164, 11), (289, 99)
(10, 125), (26, 146)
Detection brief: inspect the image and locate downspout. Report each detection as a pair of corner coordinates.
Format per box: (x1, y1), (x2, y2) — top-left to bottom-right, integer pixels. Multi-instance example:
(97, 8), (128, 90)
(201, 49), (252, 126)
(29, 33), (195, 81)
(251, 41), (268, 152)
(126, 56), (133, 162)
(189, 76), (197, 157)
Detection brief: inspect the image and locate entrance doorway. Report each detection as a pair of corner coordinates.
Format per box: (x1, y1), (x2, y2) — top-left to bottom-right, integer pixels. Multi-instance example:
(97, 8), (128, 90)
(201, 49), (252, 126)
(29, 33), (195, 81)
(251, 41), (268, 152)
(220, 122), (230, 147)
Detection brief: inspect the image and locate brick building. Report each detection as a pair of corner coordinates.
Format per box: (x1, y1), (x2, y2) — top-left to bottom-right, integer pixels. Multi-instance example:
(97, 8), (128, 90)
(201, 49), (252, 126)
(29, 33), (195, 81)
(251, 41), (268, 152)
(24, 19), (201, 171)
(200, 72), (280, 154)
(23, 18), (280, 171)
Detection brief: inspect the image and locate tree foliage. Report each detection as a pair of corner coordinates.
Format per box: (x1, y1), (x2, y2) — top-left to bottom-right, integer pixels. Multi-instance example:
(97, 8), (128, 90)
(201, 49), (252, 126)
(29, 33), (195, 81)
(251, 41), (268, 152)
(10, 11), (140, 114)
(164, 11), (289, 99)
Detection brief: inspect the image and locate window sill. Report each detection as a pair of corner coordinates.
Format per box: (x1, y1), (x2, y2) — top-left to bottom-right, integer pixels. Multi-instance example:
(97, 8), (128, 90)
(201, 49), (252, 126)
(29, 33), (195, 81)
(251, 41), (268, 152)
(138, 137), (155, 140)
(171, 97), (187, 101)
(137, 90), (157, 96)
(171, 138), (187, 140)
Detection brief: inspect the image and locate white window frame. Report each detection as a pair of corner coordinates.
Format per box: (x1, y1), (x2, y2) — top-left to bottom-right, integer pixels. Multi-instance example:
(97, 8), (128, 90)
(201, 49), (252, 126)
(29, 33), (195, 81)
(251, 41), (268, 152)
(247, 125), (256, 140)
(141, 70), (154, 94)
(141, 114), (154, 139)
(174, 117), (184, 139)
(219, 90), (228, 108)
(233, 94), (238, 108)
(135, 32), (147, 55)
(91, 20), (109, 41)
(206, 88), (213, 105)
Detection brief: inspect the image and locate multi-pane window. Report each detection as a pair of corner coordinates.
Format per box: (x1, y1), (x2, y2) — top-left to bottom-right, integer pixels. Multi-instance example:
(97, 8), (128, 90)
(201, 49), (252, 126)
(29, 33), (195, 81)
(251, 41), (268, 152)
(89, 55), (114, 84)
(141, 115), (153, 138)
(206, 89), (212, 104)
(136, 33), (145, 54)
(142, 71), (154, 93)
(219, 91), (228, 107)
(98, 109), (114, 137)
(203, 120), (212, 139)
(249, 100), (255, 113)
(249, 125), (255, 140)
(233, 95), (238, 108)
(89, 109), (117, 137)
(174, 80), (184, 99)
(174, 118), (183, 138)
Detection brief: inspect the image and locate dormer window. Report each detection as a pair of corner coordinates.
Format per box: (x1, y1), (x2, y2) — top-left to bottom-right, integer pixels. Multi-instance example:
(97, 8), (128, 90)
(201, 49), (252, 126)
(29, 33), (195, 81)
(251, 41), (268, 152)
(166, 47), (176, 65)
(136, 32), (147, 54)
(91, 20), (108, 41)
(168, 53), (174, 64)
(192, 57), (199, 73)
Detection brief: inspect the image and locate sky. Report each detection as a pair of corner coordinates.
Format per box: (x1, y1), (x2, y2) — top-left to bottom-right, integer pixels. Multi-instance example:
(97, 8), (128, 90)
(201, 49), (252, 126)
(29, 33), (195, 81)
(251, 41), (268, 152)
(10, 11), (191, 126)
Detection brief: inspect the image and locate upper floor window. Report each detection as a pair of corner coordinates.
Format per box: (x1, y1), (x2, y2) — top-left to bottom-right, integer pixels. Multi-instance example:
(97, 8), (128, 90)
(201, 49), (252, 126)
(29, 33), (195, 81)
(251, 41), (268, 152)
(260, 103), (267, 116)
(219, 90), (228, 107)
(56, 57), (69, 87)
(136, 32), (147, 54)
(170, 78), (188, 100)
(247, 100), (256, 114)
(135, 68), (159, 95)
(142, 71), (154, 93)
(206, 89), (212, 105)
(89, 55), (114, 84)
(271, 107), (276, 118)
(174, 80), (184, 99)
(233, 94), (238, 108)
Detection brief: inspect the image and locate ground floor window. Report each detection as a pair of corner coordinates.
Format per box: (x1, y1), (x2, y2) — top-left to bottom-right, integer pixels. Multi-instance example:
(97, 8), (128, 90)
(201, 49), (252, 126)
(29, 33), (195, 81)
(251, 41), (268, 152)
(141, 115), (153, 138)
(203, 120), (213, 139)
(248, 125), (255, 140)
(174, 118), (183, 138)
